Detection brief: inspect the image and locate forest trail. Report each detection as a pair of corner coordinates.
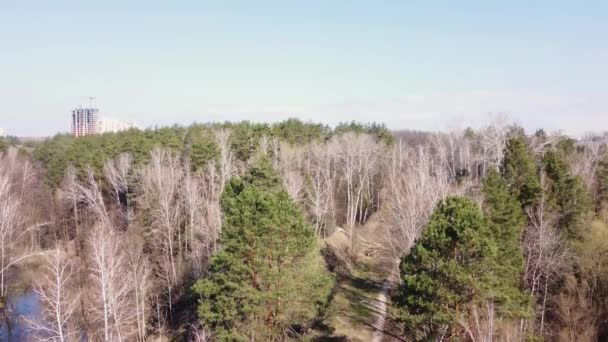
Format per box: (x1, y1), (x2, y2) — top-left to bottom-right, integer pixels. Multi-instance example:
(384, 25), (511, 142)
(371, 263), (400, 342)
(320, 257), (402, 342)
(371, 279), (391, 342)
(318, 227), (402, 342)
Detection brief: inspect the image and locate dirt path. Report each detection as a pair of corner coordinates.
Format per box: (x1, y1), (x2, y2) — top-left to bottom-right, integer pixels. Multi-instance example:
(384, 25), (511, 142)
(371, 279), (391, 342)
(371, 261), (400, 342)
(319, 227), (402, 341)
(319, 256), (394, 341)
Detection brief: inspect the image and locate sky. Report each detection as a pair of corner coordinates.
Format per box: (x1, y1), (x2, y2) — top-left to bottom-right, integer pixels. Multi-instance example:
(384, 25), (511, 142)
(0, 0), (607, 137)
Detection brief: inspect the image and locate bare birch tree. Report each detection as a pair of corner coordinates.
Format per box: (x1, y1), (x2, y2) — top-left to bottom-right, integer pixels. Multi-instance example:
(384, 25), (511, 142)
(0, 170), (42, 296)
(190, 324), (213, 342)
(182, 162), (219, 275)
(523, 176), (570, 336)
(275, 142), (305, 201)
(0, 148), (45, 296)
(200, 161), (222, 257)
(104, 153), (133, 227)
(0, 173), (21, 297)
(385, 142), (450, 253)
(457, 303), (498, 342)
(88, 225), (135, 341)
(478, 126), (506, 174)
(28, 247), (80, 342)
(573, 135), (607, 192)
(259, 134), (270, 156)
(76, 168), (112, 229)
(124, 237), (152, 342)
(332, 133), (382, 254)
(59, 167), (81, 241)
(529, 131), (561, 156)
(303, 142), (336, 236)
(76, 164), (148, 340)
(432, 131), (461, 180)
(182, 163), (201, 252)
(214, 128), (234, 192)
(478, 115), (511, 175)
(139, 148), (183, 314)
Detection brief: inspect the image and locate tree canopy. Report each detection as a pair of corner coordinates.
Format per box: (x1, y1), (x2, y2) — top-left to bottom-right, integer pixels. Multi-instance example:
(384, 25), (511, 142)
(33, 119), (393, 188)
(481, 170), (529, 316)
(395, 195), (529, 340)
(502, 135), (541, 207)
(543, 149), (591, 240)
(192, 158), (333, 341)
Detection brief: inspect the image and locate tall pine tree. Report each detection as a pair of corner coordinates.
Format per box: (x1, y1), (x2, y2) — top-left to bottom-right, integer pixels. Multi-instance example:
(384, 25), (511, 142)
(543, 149), (591, 240)
(502, 135), (541, 207)
(394, 197), (496, 340)
(192, 158), (333, 341)
(482, 170), (530, 316)
(597, 155), (608, 213)
(395, 194), (530, 340)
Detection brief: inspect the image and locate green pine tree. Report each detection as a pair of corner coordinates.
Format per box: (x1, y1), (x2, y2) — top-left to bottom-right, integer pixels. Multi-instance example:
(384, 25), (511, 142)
(595, 155), (608, 213)
(0, 137), (7, 153)
(502, 135), (541, 207)
(543, 149), (591, 240)
(482, 170), (530, 316)
(192, 158), (334, 341)
(394, 197), (497, 340)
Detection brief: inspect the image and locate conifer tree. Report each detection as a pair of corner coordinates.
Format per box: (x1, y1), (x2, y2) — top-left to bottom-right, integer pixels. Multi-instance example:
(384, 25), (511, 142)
(597, 155), (608, 212)
(502, 135), (541, 207)
(482, 170), (530, 315)
(543, 150), (591, 240)
(192, 158), (333, 341)
(0, 137), (7, 153)
(394, 197), (496, 340)
(395, 194), (530, 340)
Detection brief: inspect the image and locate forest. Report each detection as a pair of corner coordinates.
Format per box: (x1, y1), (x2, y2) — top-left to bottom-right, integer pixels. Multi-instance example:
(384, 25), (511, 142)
(1, 118), (608, 342)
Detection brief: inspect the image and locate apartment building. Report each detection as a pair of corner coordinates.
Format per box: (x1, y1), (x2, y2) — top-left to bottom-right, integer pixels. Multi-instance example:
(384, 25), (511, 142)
(97, 117), (137, 134)
(71, 106), (137, 136)
(71, 107), (99, 136)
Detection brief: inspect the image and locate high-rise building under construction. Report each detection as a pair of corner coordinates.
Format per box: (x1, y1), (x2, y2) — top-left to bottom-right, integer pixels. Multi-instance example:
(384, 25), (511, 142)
(71, 106), (99, 136)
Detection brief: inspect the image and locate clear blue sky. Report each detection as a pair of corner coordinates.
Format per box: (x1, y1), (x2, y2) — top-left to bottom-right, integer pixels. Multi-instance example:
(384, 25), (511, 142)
(1, 0), (606, 136)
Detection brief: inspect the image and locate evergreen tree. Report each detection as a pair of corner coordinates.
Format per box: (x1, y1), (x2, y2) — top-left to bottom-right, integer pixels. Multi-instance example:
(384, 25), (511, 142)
(482, 170), (530, 316)
(394, 197), (496, 340)
(184, 125), (220, 171)
(0, 137), (7, 153)
(271, 118), (331, 145)
(596, 155), (608, 212)
(543, 150), (591, 240)
(192, 159), (333, 341)
(502, 135), (541, 207)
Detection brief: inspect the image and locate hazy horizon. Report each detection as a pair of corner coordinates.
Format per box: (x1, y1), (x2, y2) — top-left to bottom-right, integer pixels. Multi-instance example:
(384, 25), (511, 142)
(1, 1), (607, 137)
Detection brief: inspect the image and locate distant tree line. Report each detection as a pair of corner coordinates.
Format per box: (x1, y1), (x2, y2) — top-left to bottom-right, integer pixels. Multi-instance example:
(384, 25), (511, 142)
(33, 119), (392, 188)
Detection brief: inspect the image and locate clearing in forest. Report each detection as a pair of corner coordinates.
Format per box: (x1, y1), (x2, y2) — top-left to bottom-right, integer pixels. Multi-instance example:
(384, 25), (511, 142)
(314, 226), (401, 342)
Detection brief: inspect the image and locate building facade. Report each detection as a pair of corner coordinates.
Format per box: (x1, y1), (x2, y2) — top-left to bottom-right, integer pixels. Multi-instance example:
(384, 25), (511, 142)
(97, 117), (137, 134)
(71, 106), (137, 136)
(71, 107), (99, 136)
